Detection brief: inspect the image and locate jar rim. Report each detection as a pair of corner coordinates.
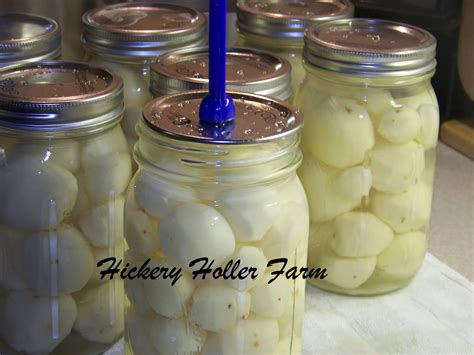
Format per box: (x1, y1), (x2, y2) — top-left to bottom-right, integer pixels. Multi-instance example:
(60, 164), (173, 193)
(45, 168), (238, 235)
(304, 18), (437, 77)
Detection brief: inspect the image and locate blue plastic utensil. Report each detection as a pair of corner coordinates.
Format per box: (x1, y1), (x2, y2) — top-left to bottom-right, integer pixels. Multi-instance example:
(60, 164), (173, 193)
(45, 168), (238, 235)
(199, 0), (235, 126)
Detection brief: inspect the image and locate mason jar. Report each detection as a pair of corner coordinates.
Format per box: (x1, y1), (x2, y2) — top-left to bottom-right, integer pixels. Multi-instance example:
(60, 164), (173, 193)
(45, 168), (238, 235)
(150, 47), (292, 101)
(0, 62), (130, 354)
(82, 2), (207, 152)
(236, 0), (353, 96)
(295, 19), (439, 295)
(0, 12), (61, 71)
(124, 91), (309, 355)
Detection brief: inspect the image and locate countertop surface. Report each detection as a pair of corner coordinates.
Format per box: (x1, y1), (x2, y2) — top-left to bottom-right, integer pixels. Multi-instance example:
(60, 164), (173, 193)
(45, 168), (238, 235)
(429, 143), (473, 281)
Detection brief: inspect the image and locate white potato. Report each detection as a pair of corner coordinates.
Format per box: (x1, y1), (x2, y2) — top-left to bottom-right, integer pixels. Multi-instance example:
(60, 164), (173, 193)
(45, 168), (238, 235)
(370, 141), (425, 193)
(126, 307), (156, 355)
(250, 273), (291, 318)
(90, 243), (124, 284)
(82, 152), (132, 205)
(298, 158), (361, 223)
(0, 291), (77, 354)
(0, 227), (27, 290)
(317, 249), (376, 289)
(331, 212), (394, 257)
(378, 106), (422, 144)
(280, 176), (309, 210)
(353, 89), (395, 126)
(334, 166), (373, 201)
(0, 156), (78, 230)
(259, 203), (309, 260)
(202, 317), (279, 355)
(190, 285), (251, 331)
(78, 196), (124, 248)
(125, 210), (160, 255)
(216, 186), (280, 242)
(73, 280), (124, 344)
(370, 183), (432, 233)
(18, 225), (94, 296)
(122, 107), (142, 140)
(228, 246), (267, 291)
(143, 257), (194, 319)
(149, 316), (206, 354)
(134, 170), (198, 219)
(417, 104), (439, 150)
(14, 140), (80, 173)
(307, 222), (336, 266)
(124, 251), (154, 315)
(302, 97), (374, 168)
(71, 172), (92, 218)
(376, 232), (427, 279)
(80, 126), (129, 165)
(159, 203), (235, 269)
(396, 89), (437, 109)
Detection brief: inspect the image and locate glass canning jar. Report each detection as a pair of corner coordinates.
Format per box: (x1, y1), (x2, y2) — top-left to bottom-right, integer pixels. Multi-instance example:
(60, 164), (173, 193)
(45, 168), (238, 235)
(0, 62), (131, 354)
(124, 91), (308, 355)
(150, 47), (292, 101)
(295, 19), (440, 295)
(236, 0), (353, 97)
(0, 12), (61, 71)
(82, 2), (207, 152)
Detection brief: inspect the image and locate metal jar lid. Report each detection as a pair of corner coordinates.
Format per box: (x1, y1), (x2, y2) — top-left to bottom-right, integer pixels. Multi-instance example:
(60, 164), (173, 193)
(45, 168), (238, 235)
(304, 18), (437, 76)
(82, 2), (207, 60)
(150, 47), (292, 100)
(0, 12), (61, 70)
(237, 0), (354, 39)
(142, 91), (303, 145)
(0, 61), (123, 132)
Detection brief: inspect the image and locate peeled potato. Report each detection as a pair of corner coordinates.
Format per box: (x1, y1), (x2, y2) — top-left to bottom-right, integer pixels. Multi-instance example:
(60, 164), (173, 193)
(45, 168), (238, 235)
(13, 140), (80, 173)
(134, 170), (199, 219)
(90, 242), (124, 284)
(227, 246), (267, 291)
(331, 212), (394, 257)
(126, 307), (156, 355)
(122, 107), (143, 140)
(317, 248), (376, 289)
(308, 222), (336, 268)
(298, 158), (361, 223)
(371, 141), (425, 193)
(302, 97), (374, 169)
(370, 183), (432, 233)
(417, 104), (439, 150)
(334, 166), (373, 201)
(159, 203), (235, 269)
(259, 203), (309, 260)
(250, 273), (291, 318)
(0, 227), (27, 290)
(216, 186), (280, 242)
(149, 316), (206, 354)
(396, 89), (437, 110)
(376, 232), (427, 279)
(378, 107), (422, 144)
(18, 225), (94, 296)
(80, 126), (129, 166)
(0, 291), (77, 354)
(82, 152), (132, 205)
(190, 285), (251, 332)
(124, 251), (154, 315)
(73, 280), (124, 344)
(78, 196), (124, 248)
(71, 172), (92, 218)
(143, 257), (194, 319)
(125, 210), (160, 256)
(202, 317), (279, 355)
(353, 88), (395, 126)
(0, 156), (78, 230)
(280, 176), (309, 210)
